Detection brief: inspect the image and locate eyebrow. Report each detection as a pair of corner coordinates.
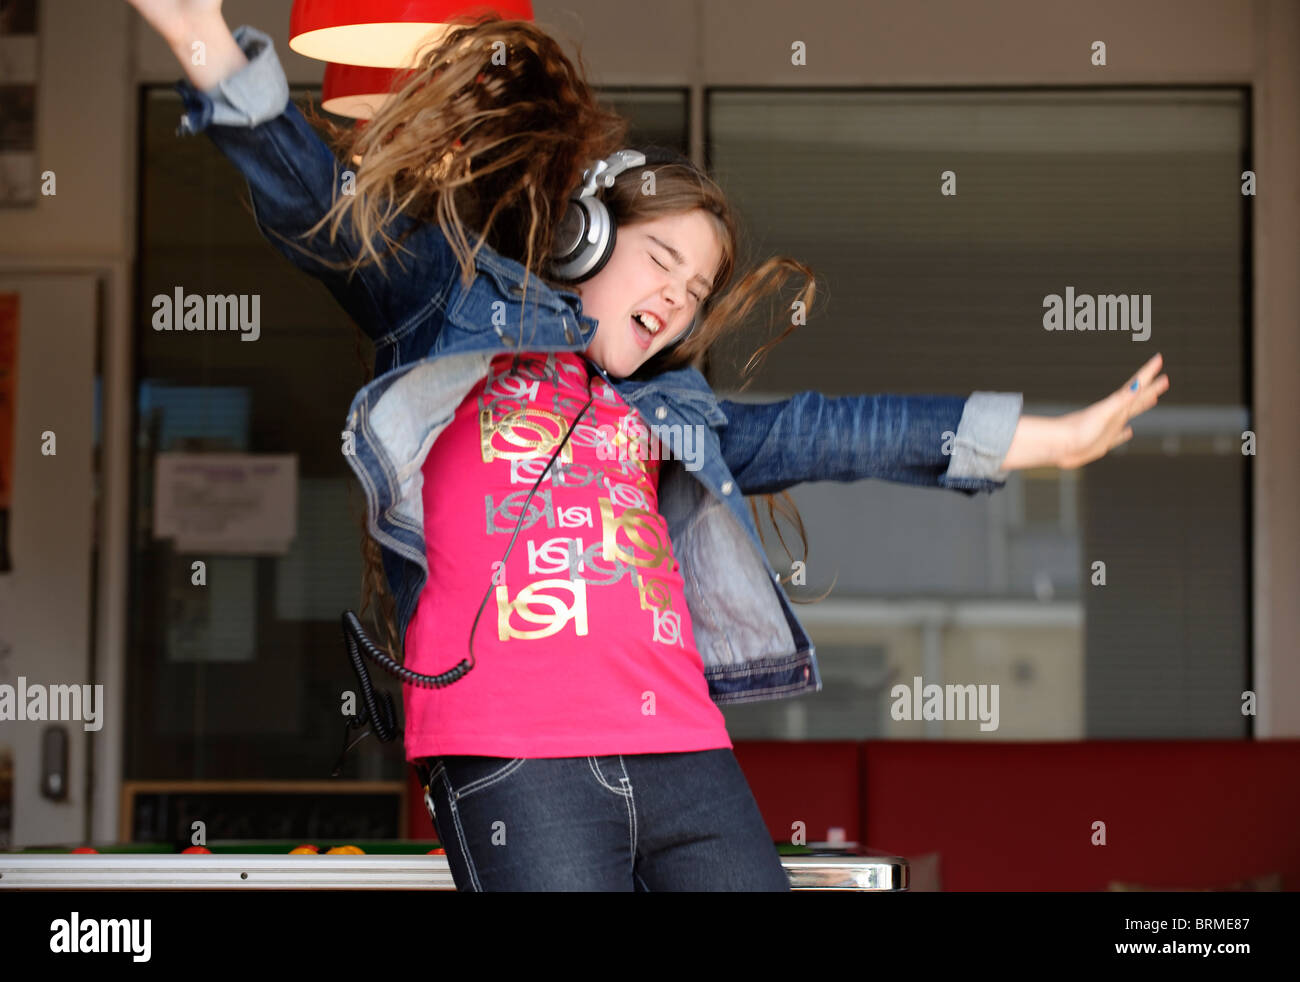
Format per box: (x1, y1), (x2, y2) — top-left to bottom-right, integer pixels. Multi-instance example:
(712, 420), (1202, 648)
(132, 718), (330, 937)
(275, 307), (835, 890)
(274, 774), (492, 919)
(646, 234), (713, 292)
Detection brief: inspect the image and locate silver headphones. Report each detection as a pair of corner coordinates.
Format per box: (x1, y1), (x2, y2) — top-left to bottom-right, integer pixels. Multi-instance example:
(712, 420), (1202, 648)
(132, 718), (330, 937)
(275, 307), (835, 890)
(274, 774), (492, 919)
(549, 146), (701, 349)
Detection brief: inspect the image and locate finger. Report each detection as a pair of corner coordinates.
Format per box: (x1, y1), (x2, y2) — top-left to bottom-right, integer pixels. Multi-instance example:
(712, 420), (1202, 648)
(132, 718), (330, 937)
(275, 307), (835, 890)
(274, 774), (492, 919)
(1127, 373), (1170, 418)
(1110, 426), (1134, 450)
(1124, 353), (1161, 392)
(1123, 352), (1163, 395)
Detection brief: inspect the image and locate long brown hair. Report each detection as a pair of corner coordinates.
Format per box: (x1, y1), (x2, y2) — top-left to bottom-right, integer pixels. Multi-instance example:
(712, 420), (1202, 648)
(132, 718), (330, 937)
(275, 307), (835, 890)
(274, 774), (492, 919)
(293, 13), (832, 661)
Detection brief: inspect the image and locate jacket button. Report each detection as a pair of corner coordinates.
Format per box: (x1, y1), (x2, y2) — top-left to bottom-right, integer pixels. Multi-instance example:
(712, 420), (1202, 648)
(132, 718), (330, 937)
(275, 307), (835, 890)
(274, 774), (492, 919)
(563, 323), (575, 343)
(510, 284), (524, 295)
(655, 406), (667, 420)
(772, 571), (781, 582)
(721, 481), (733, 495)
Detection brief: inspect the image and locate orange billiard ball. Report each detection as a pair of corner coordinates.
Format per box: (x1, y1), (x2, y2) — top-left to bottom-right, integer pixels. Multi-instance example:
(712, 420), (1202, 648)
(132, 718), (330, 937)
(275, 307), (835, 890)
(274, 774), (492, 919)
(325, 845), (365, 855)
(289, 844), (320, 854)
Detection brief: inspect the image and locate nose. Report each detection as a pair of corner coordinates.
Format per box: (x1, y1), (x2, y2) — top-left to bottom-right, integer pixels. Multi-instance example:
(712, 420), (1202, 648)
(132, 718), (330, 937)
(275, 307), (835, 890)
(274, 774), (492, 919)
(660, 279), (686, 315)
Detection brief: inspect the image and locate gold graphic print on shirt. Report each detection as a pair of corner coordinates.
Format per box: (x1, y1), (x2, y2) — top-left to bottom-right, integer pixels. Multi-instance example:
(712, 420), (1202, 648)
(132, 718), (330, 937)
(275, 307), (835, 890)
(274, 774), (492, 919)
(483, 354), (682, 645)
(480, 407), (574, 466)
(596, 498), (669, 570)
(495, 577), (589, 640)
(597, 495), (680, 621)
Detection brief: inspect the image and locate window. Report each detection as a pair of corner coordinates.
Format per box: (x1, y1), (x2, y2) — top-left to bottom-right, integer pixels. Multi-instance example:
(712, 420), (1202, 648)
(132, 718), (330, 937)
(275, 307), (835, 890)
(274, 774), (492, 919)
(709, 89), (1250, 740)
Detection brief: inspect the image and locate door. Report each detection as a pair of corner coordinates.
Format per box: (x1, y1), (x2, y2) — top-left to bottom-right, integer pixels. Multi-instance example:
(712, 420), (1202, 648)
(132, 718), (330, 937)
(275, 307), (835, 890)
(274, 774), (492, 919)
(0, 273), (99, 848)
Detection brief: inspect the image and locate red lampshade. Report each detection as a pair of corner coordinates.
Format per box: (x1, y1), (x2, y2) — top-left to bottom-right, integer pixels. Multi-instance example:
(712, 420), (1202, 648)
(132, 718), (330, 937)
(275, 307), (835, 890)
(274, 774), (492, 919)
(321, 62), (416, 118)
(290, 0), (535, 68)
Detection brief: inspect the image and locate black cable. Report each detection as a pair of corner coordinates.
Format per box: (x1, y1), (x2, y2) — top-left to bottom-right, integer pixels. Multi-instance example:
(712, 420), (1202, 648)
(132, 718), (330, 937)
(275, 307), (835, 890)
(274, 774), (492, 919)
(338, 354), (605, 731)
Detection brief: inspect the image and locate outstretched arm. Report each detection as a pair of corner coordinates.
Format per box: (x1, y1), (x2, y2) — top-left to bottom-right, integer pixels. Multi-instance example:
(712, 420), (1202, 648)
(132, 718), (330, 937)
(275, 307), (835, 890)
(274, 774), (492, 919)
(716, 354), (1170, 495)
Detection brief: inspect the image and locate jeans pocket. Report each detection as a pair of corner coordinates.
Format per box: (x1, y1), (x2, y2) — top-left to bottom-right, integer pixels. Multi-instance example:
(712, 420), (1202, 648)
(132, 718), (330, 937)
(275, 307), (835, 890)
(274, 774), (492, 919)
(441, 756), (527, 802)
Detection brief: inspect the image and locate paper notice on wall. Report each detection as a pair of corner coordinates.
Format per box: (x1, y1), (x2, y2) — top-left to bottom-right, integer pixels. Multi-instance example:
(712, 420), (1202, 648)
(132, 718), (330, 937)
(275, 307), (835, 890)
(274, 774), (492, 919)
(153, 453), (297, 555)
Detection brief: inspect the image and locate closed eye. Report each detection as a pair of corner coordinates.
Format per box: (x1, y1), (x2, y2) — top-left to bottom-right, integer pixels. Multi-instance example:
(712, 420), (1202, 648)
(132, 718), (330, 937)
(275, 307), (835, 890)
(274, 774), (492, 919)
(650, 252), (703, 303)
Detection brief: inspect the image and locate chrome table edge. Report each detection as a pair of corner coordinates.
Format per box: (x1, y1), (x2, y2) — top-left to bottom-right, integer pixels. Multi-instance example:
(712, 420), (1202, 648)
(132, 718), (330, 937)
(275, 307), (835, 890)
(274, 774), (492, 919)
(0, 854), (908, 891)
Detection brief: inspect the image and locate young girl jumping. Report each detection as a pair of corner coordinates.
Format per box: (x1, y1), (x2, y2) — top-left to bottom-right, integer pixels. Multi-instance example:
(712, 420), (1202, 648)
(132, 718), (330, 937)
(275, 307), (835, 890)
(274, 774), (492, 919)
(128, 0), (1170, 891)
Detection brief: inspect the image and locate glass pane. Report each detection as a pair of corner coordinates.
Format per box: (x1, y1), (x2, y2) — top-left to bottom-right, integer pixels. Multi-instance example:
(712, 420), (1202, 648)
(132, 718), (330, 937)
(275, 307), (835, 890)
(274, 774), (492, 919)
(709, 88), (1249, 740)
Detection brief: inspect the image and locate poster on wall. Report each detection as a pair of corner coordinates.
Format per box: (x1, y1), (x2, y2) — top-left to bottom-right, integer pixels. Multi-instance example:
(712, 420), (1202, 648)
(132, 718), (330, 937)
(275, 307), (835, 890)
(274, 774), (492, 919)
(152, 452), (298, 555)
(0, 0), (39, 206)
(0, 292), (16, 572)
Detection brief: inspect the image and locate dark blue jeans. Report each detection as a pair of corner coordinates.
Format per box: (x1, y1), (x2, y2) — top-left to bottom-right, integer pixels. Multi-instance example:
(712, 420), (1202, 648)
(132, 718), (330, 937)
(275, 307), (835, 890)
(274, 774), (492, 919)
(420, 749), (791, 891)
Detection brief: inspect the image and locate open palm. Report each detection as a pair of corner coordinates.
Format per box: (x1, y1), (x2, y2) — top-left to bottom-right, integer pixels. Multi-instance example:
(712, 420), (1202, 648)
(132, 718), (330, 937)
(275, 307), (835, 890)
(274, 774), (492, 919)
(1058, 353), (1170, 469)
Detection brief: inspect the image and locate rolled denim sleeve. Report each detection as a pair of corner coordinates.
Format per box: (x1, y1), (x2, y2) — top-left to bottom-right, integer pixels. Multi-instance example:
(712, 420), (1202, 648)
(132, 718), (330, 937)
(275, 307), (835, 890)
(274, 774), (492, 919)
(940, 391), (1024, 486)
(716, 390), (1021, 497)
(175, 25), (289, 136)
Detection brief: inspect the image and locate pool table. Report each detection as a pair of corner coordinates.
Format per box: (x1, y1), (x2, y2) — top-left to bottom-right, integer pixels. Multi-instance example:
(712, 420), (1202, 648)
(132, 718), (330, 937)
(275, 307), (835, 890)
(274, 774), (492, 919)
(0, 841), (907, 891)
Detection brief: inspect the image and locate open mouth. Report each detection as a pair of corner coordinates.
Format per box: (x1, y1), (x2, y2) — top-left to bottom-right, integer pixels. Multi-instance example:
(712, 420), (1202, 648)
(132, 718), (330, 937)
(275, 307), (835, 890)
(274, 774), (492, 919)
(629, 310), (663, 350)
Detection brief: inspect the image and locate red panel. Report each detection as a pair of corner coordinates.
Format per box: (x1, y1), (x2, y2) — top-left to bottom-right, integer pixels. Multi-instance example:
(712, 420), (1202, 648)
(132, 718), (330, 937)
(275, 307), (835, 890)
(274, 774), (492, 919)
(861, 741), (1300, 891)
(407, 765), (437, 839)
(732, 741), (862, 846)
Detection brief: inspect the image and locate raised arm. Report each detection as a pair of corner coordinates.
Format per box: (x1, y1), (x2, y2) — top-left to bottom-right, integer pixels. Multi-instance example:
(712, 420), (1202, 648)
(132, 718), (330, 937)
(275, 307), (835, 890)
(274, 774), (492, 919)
(126, 0), (459, 343)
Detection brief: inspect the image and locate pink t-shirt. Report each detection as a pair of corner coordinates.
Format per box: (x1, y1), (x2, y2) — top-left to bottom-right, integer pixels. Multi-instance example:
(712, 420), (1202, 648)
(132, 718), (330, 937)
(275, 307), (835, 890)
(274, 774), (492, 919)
(402, 350), (732, 759)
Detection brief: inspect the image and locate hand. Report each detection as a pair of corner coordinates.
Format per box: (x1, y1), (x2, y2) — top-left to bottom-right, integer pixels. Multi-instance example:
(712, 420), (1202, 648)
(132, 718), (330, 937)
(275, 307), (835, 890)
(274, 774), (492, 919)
(1056, 353), (1170, 470)
(124, 0), (245, 92)
(123, 0), (224, 47)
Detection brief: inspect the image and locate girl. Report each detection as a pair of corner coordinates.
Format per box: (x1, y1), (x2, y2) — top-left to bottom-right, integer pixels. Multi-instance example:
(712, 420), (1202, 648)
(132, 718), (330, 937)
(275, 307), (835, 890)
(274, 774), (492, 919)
(128, 0), (1170, 891)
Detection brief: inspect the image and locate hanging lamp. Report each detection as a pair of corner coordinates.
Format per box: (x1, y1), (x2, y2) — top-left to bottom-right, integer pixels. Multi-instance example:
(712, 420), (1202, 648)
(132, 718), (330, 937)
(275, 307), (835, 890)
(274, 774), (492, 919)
(290, 0), (535, 68)
(321, 63), (415, 118)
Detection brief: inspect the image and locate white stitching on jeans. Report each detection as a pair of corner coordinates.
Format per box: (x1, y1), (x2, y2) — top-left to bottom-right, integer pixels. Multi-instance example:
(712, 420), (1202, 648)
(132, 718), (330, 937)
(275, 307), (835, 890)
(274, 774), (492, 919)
(440, 772), (481, 892)
(453, 757), (526, 801)
(586, 756), (630, 796)
(619, 755), (637, 872)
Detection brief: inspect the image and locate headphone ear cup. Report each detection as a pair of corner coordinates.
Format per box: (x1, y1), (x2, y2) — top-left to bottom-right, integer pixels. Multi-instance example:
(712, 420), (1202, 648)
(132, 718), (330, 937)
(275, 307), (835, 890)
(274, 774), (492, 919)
(665, 314), (696, 348)
(551, 196), (616, 283)
(588, 204), (616, 279)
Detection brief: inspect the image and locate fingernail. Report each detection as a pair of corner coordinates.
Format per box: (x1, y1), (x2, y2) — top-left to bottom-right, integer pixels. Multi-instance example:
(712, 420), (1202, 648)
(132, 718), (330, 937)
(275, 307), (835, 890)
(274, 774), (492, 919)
(1130, 380), (1140, 391)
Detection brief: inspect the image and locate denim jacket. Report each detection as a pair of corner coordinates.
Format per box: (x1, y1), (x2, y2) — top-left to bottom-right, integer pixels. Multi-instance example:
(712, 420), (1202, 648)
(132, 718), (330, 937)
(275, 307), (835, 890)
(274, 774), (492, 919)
(175, 26), (1023, 705)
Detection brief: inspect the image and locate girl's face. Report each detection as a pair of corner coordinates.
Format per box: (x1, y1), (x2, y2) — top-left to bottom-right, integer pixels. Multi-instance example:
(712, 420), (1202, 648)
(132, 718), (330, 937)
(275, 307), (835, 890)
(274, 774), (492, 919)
(573, 210), (723, 379)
